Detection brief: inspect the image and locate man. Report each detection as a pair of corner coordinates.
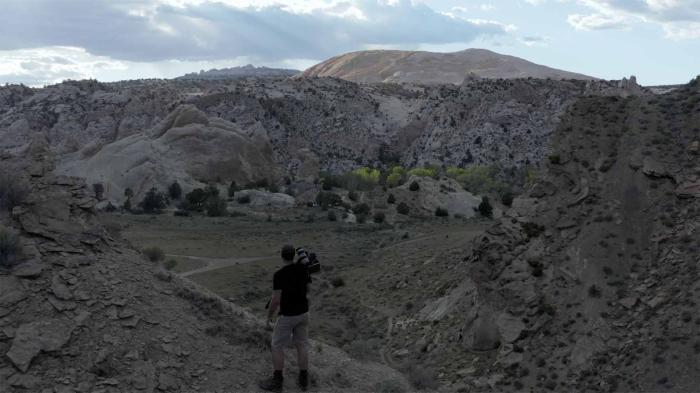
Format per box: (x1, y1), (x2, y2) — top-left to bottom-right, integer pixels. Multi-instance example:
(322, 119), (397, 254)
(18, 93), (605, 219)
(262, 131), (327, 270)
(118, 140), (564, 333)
(259, 245), (311, 392)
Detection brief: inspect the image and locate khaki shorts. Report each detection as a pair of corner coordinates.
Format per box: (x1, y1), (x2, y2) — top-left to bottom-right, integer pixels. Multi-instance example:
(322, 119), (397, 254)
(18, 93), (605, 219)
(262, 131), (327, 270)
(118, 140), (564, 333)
(271, 312), (309, 349)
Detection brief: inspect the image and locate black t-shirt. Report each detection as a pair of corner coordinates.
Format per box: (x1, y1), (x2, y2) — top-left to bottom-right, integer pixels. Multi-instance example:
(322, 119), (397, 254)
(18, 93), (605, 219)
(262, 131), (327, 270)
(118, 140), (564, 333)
(273, 263), (311, 316)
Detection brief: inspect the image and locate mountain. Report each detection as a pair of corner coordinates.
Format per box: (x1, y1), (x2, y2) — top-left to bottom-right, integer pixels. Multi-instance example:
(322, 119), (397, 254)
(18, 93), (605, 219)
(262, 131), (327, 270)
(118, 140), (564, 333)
(301, 48), (596, 84)
(0, 76), (642, 203)
(176, 64), (299, 80)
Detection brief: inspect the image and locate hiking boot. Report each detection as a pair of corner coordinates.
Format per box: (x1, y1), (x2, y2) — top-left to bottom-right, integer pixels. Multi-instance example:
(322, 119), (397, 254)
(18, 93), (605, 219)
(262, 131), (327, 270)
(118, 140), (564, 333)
(258, 375), (283, 392)
(298, 371), (309, 391)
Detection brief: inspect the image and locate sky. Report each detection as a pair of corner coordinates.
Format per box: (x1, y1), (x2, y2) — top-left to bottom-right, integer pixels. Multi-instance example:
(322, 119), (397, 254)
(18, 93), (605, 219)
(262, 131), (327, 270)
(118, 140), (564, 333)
(0, 0), (698, 86)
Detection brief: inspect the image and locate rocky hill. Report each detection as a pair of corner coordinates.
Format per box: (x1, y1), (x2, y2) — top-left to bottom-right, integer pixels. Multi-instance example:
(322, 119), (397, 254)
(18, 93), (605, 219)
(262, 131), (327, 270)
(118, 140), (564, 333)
(176, 65), (299, 80)
(0, 152), (411, 392)
(300, 49), (596, 84)
(0, 76), (642, 203)
(377, 78), (700, 391)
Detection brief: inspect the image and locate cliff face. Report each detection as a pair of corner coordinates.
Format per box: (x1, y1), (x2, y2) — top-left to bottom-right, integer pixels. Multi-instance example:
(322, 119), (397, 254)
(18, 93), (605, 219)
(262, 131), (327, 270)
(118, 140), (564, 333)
(0, 76), (643, 202)
(382, 79), (700, 392)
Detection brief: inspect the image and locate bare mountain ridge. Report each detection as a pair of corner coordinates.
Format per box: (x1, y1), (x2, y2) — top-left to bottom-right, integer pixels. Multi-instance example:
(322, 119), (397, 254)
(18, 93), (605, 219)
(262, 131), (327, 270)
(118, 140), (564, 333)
(176, 64), (299, 80)
(301, 48), (597, 84)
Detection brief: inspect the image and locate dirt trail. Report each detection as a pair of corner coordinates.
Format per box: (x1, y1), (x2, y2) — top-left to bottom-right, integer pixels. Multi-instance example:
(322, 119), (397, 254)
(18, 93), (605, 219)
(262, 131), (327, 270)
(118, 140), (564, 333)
(169, 254), (275, 277)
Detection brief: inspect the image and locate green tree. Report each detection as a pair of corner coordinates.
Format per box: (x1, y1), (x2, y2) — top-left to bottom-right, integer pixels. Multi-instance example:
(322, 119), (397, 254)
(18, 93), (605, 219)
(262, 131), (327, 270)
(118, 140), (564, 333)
(168, 181), (182, 200)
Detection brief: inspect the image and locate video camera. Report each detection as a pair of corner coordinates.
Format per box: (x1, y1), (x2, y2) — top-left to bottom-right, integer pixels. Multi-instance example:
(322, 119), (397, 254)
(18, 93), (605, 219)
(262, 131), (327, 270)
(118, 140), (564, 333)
(295, 247), (320, 274)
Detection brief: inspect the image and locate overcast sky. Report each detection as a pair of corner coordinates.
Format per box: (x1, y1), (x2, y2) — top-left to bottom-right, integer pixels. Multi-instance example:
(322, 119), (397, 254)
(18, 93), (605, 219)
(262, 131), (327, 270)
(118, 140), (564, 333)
(1, 0), (698, 86)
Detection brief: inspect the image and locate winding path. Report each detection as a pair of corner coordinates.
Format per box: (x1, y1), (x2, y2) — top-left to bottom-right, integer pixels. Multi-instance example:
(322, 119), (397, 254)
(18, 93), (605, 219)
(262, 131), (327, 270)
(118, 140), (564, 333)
(167, 254), (275, 277)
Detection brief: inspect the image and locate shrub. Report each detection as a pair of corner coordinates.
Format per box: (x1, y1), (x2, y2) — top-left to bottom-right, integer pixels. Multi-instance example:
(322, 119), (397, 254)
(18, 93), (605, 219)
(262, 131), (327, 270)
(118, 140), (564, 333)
(228, 181), (238, 197)
(205, 184), (219, 197)
(143, 246), (165, 262)
(205, 195), (227, 217)
(316, 191), (342, 209)
(348, 190), (358, 202)
(164, 259), (177, 271)
(0, 226), (22, 268)
(327, 210), (337, 221)
(396, 202), (410, 215)
(356, 213), (367, 224)
(501, 192), (514, 207)
(409, 181), (420, 191)
(387, 194), (396, 204)
(92, 183), (104, 200)
(237, 194), (251, 204)
(548, 154), (561, 165)
(478, 196), (493, 218)
(373, 211), (386, 223)
(351, 167), (380, 185)
(268, 182), (279, 193)
(331, 277), (345, 288)
(447, 165), (504, 195)
(435, 207), (449, 217)
(139, 188), (167, 213)
(186, 188), (207, 210)
(319, 172), (343, 190)
(352, 203), (371, 215)
(407, 167), (438, 178)
(245, 178), (269, 190)
(124, 188), (134, 199)
(0, 173), (29, 211)
(385, 166), (406, 187)
(407, 365), (438, 391)
(521, 222), (545, 238)
(168, 181), (182, 200)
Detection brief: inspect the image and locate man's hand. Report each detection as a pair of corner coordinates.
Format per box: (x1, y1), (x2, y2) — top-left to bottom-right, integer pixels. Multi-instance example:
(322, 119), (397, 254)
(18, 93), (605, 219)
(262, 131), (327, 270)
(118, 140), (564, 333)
(265, 319), (274, 331)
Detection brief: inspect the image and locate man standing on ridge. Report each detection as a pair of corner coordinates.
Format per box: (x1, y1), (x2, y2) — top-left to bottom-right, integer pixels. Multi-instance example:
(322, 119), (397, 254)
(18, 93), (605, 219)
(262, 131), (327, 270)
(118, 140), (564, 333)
(259, 245), (311, 392)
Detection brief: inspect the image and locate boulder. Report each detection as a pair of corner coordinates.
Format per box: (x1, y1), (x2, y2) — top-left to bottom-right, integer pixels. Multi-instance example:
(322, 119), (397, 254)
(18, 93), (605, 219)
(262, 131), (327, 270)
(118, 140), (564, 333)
(7, 319), (75, 372)
(231, 189), (295, 208)
(12, 259), (45, 278)
(496, 313), (525, 343)
(642, 157), (670, 178)
(393, 176), (481, 218)
(675, 181), (700, 199)
(0, 276), (27, 307)
(464, 309), (501, 351)
(418, 279), (477, 321)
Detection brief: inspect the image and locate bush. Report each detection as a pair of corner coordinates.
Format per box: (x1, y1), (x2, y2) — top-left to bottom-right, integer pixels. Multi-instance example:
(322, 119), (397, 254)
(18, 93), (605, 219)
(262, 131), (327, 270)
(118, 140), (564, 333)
(0, 226), (22, 268)
(327, 210), (337, 221)
(478, 196), (493, 218)
(331, 277), (345, 288)
(139, 188), (167, 213)
(352, 203), (371, 215)
(356, 213), (367, 224)
(501, 192), (514, 207)
(205, 184), (219, 197)
(548, 154), (561, 165)
(348, 190), (359, 202)
(407, 167), (438, 178)
(396, 202), (410, 215)
(0, 173), (29, 211)
(205, 195), (227, 217)
(168, 181), (182, 200)
(409, 181), (420, 191)
(435, 207), (449, 217)
(92, 183), (104, 200)
(237, 194), (251, 204)
(228, 181), (238, 197)
(316, 191), (342, 209)
(164, 259), (177, 271)
(385, 166), (406, 187)
(143, 246), (165, 262)
(245, 178), (269, 190)
(186, 188), (207, 210)
(447, 165), (505, 195)
(521, 222), (545, 238)
(373, 211), (386, 223)
(387, 194), (396, 204)
(268, 182), (280, 193)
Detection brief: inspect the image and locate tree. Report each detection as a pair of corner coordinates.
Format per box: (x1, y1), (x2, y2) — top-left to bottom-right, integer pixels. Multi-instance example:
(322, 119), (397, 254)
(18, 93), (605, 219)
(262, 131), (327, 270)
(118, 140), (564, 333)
(139, 188), (167, 213)
(315, 191), (342, 209)
(352, 203), (371, 216)
(124, 188), (134, 199)
(387, 194), (396, 204)
(373, 212), (386, 223)
(205, 184), (219, 198)
(409, 181), (420, 191)
(435, 207), (449, 217)
(168, 181), (182, 200)
(478, 196), (493, 218)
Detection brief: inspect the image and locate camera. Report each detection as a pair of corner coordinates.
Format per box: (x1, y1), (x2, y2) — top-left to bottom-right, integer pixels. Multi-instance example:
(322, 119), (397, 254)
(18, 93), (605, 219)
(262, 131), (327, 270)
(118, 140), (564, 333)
(296, 247), (320, 274)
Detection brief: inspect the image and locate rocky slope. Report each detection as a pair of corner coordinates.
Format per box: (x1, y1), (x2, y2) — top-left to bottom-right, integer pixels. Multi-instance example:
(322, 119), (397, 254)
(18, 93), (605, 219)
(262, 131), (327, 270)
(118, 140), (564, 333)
(0, 152), (410, 392)
(177, 65), (299, 80)
(379, 78), (700, 391)
(0, 76), (643, 202)
(301, 49), (596, 84)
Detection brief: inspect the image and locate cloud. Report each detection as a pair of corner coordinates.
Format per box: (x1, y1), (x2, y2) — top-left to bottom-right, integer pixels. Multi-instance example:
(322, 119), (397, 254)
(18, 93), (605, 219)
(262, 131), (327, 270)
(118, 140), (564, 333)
(569, 0), (700, 38)
(518, 35), (551, 46)
(0, 0), (510, 63)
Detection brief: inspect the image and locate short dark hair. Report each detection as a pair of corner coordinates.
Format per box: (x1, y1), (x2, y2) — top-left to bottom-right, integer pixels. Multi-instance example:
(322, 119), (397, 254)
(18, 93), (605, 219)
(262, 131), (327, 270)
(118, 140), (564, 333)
(281, 244), (295, 261)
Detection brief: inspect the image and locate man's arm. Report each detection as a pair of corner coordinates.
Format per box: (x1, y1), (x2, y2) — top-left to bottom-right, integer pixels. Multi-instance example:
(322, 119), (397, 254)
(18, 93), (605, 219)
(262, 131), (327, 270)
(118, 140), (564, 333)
(267, 290), (281, 326)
